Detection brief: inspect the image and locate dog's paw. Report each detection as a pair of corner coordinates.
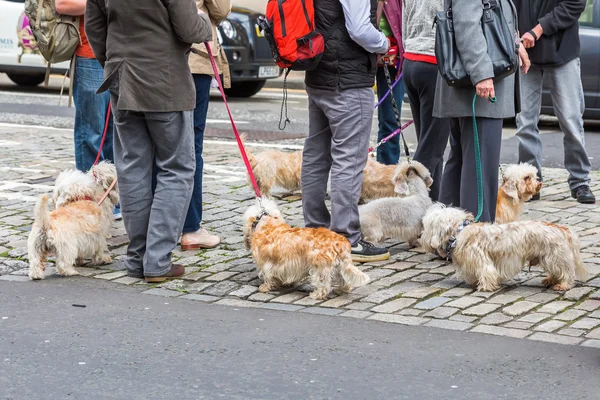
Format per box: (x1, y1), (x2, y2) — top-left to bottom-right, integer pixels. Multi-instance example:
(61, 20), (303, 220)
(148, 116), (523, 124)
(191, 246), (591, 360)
(551, 282), (572, 292)
(542, 275), (558, 287)
(309, 289), (330, 300)
(28, 270), (45, 280)
(60, 269), (80, 277)
(258, 283), (271, 293)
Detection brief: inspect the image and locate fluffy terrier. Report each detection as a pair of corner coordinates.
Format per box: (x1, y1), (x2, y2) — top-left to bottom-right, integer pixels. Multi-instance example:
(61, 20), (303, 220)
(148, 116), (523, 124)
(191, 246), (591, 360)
(420, 204), (587, 292)
(359, 160), (433, 246)
(496, 163), (542, 223)
(360, 158), (398, 203)
(28, 162), (119, 280)
(243, 198), (370, 299)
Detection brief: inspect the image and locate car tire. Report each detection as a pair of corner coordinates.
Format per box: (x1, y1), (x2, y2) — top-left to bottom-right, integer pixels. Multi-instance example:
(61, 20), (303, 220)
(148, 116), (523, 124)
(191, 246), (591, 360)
(7, 73), (46, 87)
(224, 80), (266, 98)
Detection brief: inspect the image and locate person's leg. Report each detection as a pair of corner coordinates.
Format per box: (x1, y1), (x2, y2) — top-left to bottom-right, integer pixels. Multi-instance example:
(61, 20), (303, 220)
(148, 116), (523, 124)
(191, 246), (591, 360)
(403, 59), (421, 142)
(73, 57), (113, 172)
(111, 97), (153, 278)
(458, 117), (503, 223)
(409, 61), (451, 201)
(375, 66), (402, 165)
(516, 65), (544, 182)
(144, 111), (196, 277)
(439, 118), (462, 208)
(544, 58), (593, 202)
(301, 88), (333, 229)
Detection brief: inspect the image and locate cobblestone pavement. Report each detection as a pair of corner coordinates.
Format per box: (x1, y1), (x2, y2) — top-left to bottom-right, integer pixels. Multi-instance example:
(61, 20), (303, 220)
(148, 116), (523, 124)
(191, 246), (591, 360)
(2, 124), (600, 348)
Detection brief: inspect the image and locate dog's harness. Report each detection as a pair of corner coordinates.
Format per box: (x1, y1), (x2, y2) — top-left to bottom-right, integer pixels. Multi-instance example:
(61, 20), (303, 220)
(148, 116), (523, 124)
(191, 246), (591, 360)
(444, 219), (472, 261)
(251, 210), (269, 232)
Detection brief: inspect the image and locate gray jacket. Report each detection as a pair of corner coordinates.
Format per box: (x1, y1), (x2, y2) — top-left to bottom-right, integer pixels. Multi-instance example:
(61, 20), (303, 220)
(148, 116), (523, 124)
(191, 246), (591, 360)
(433, 0), (519, 119)
(85, 0), (212, 112)
(402, 0), (443, 56)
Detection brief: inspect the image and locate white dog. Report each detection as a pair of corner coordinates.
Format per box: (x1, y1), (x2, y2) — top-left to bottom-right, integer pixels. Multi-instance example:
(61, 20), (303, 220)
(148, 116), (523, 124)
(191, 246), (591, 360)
(242, 198), (370, 299)
(359, 160), (433, 246)
(420, 204), (587, 292)
(28, 162), (119, 280)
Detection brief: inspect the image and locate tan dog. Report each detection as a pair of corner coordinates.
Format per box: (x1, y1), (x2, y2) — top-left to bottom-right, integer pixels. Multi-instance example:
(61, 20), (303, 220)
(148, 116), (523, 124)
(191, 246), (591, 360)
(420, 204), (587, 292)
(496, 163), (542, 223)
(243, 198), (370, 299)
(27, 162), (119, 280)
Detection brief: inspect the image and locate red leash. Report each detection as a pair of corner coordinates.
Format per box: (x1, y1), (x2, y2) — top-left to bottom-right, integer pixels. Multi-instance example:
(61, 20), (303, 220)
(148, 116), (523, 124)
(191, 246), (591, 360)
(94, 102), (112, 166)
(201, 43), (263, 200)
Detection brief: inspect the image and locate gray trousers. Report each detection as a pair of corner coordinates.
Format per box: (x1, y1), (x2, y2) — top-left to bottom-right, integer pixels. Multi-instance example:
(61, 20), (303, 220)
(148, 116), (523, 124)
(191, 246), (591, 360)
(112, 98), (195, 277)
(516, 57), (591, 189)
(440, 117), (502, 223)
(301, 86), (374, 246)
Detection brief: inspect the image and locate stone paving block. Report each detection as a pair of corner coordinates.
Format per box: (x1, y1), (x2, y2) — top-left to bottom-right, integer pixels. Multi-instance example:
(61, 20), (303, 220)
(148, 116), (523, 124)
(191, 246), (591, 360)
(480, 313), (514, 325)
(372, 298), (417, 313)
(587, 327), (600, 340)
(411, 273), (444, 283)
(406, 253), (438, 262)
(181, 294), (220, 303)
(534, 320), (567, 332)
(271, 292), (307, 304)
(73, 267), (103, 277)
(216, 299), (256, 308)
(444, 296), (485, 310)
(463, 303), (501, 316)
(320, 295), (360, 308)
(203, 281), (238, 296)
(487, 293), (524, 305)
(425, 319), (473, 331)
(382, 262), (416, 271)
(449, 314), (478, 323)
(204, 271), (238, 282)
(554, 309), (586, 321)
(142, 288), (183, 298)
(113, 277), (141, 285)
(351, 284), (383, 297)
(504, 321), (534, 330)
(402, 286), (442, 299)
(364, 268), (397, 282)
(368, 314), (429, 326)
(423, 307), (459, 319)
(590, 289), (600, 298)
(528, 332), (583, 346)
(471, 325), (532, 339)
(248, 292), (276, 302)
(564, 286), (594, 301)
(259, 303), (304, 312)
(537, 301), (575, 314)
(432, 276), (462, 289)
(229, 285), (259, 298)
(575, 299), (600, 312)
(431, 265), (456, 276)
(397, 308), (423, 316)
(517, 313), (552, 324)
(415, 261), (447, 270)
(345, 302), (375, 311)
(0, 275), (30, 282)
(558, 328), (585, 337)
(94, 271), (127, 281)
(376, 269), (422, 287)
(526, 293), (560, 304)
(471, 288), (504, 299)
(570, 318), (600, 330)
(340, 310), (373, 319)
(186, 281), (214, 293)
(503, 301), (539, 316)
(181, 272), (211, 282)
(581, 339), (600, 348)
(414, 297), (452, 310)
(442, 287), (474, 298)
(362, 286), (405, 304)
(300, 307), (344, 316)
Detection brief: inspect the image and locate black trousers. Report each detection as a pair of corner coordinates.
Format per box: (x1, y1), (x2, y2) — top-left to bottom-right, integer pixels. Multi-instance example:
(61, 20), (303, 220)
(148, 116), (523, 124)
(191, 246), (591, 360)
(402, 59), (450, 201)
(440, 117), (503, 223)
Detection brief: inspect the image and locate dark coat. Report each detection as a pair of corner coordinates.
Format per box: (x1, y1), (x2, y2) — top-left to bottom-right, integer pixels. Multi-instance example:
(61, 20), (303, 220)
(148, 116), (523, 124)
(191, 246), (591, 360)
(85, 0), (213, 112)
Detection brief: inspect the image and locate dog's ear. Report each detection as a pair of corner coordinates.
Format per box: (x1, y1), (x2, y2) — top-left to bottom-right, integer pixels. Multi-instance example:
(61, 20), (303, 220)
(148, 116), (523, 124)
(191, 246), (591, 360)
(501, 180), (519, 204)
(423, 174), (433, 188)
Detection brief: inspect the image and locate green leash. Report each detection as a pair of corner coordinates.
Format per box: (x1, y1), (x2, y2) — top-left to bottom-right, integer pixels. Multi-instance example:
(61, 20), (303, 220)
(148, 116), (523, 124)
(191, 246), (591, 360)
(471, 93), (497, 223)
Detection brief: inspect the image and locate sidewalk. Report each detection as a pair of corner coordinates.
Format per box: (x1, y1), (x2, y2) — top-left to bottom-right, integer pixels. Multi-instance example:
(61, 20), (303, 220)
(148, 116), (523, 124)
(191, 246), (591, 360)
(1, 124), (600, 347)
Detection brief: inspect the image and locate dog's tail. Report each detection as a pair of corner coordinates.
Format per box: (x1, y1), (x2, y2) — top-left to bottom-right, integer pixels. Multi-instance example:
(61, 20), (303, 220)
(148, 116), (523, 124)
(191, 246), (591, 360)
(340, 260), (370, 289)
(28, 194), (51, 280)
(34, 194), (51, 233)
(566, 229), (588, 281)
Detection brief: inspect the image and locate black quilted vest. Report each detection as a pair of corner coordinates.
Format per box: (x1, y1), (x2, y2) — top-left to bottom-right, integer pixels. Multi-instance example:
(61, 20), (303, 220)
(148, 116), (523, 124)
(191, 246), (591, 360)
(305, 0), (379, 91)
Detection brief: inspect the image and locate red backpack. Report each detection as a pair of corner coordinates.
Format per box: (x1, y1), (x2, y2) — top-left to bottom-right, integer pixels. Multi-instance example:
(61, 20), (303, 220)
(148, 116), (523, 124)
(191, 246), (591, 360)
(259, 0), (341, 71)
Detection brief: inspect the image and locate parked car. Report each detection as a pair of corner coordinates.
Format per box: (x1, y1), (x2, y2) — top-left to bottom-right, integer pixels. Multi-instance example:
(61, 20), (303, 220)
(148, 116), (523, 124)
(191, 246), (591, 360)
(0, 1), (282, 97)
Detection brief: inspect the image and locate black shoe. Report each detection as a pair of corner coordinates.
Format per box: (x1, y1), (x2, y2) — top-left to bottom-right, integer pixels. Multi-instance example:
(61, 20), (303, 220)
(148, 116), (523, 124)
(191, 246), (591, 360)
(351, 240), (390, 263)
(571, 186), (596, 204)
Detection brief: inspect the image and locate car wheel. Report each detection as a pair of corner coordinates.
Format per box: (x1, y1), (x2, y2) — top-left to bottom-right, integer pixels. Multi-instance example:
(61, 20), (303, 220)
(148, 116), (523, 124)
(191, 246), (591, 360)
(7, 73), (46, 87)
(224, 80), (266, 98)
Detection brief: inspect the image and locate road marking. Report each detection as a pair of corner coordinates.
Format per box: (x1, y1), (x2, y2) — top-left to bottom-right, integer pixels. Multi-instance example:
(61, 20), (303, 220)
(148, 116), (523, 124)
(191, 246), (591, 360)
(204, 139), (303, 150)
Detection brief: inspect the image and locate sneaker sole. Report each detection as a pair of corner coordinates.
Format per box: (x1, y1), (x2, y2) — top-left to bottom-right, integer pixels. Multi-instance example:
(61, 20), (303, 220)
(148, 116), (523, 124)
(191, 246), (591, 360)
(351, 252), (391, 263)
(181, 243), (220, 251)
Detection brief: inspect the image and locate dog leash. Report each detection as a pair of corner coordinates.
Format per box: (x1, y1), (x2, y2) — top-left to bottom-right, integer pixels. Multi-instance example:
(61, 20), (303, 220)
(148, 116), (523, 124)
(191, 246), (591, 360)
(89, 100), (116, 207)
(368, 119), (414, 153)
(381, 63), (411, 161)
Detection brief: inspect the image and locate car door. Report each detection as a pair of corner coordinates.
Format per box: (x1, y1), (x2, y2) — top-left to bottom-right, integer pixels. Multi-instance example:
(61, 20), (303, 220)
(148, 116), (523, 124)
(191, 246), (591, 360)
(0, 0), (26, 68)
(579, 0), (600, 116)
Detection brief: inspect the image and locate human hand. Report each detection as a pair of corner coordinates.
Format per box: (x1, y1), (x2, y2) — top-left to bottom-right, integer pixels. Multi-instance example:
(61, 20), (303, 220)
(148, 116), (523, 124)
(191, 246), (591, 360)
(475, 78), (495, 100)
(521, 31), (535, 48)
(519, 45), (530, 74)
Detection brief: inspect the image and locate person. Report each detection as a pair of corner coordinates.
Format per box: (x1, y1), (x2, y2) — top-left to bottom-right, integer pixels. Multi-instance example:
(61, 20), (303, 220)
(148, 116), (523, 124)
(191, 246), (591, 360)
(514, 0), (594, 204)
(375, 0), (405, 166)
(401, 0), (450, 201)
(55, 0), (120, 219)
(433, 0), (530, 223)
(302, 0), (393, 262)
(85, 0), (212, 282)
(180, 0), (232, 251)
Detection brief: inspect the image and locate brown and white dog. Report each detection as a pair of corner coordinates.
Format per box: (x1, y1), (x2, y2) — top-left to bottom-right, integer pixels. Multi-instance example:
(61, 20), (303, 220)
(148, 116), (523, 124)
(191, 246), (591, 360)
(495, 163), (542, 223)
(27, 162), (119, 280)
(420, 204), (587, 292)
(242, 198), (370, 299)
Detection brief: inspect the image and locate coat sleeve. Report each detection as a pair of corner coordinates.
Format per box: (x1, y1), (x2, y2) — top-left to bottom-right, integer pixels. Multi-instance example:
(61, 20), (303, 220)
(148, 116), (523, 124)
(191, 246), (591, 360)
(84, 0), (107, 67)
(164, 0), (213, 44)
(203, 0), (232, 23)
(538, 0), (586, 36)
(452, 0), (494, 86)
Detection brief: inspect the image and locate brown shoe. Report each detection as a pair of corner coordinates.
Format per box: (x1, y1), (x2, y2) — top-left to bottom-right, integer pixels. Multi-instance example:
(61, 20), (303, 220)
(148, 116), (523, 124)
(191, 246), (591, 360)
(144, 264), (185, 283)
(181, 228), (221, 251)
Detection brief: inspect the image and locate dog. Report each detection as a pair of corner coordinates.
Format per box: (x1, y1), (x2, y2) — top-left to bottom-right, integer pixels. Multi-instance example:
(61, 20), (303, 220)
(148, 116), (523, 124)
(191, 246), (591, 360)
(28, 162), (120, 280)
(420, 204), (587, 292)
(495, 163), (542, 223)
(360, 157), (398, 203)
(359, 160), (433, 246)
(51, 169), (97, 208)
(242, 198), (370, 299)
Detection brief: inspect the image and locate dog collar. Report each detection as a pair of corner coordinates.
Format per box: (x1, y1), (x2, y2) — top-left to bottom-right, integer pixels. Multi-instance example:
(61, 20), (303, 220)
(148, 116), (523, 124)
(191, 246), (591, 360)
(444, 219), (472, 261)
(251, 211), (268, 231)
(77, 196), (94, 202)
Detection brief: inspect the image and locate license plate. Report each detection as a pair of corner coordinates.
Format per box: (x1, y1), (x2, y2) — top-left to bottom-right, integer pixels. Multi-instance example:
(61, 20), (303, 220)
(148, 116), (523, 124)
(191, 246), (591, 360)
(258, 66), (280, 78)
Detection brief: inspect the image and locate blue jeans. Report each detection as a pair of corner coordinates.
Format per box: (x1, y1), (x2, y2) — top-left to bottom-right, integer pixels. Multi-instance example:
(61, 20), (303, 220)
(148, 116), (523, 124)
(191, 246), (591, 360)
(73, 56), (114, 172)
(375, 66), (406, 165)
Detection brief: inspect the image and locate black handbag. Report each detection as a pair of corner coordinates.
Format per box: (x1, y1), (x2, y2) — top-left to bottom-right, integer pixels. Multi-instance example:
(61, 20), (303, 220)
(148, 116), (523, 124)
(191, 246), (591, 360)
(434, 0), (518, 87)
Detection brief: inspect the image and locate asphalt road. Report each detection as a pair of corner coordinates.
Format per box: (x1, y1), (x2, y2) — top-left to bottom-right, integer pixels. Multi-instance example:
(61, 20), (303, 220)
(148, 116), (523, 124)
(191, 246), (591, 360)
(1, 73), (599, 170)
(1, 278), (599, 400)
